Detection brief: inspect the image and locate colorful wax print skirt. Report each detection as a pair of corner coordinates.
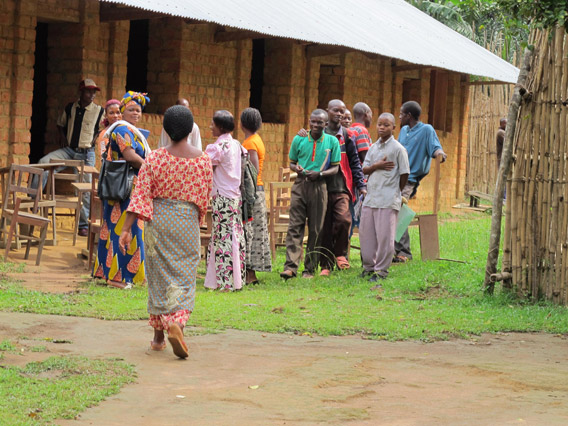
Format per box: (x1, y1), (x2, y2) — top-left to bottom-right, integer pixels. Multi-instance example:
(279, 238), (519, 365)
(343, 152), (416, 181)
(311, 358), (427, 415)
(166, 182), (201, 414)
(204, 195), (246, 291)
(93, 198), (145, 285)
(244, 190), (272, 272)
(145, 198), (200, 329)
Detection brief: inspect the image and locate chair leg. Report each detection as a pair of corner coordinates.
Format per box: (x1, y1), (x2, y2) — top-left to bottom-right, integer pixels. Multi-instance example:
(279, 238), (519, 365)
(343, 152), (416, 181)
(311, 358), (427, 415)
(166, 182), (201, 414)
(24, 225), (35, 260)
(4, 217), (17, 261)
(88, 230), (95, 272)
(72, 202), (81, 246)
(50, 205), (56, 246)
(36, 224), (48, 266)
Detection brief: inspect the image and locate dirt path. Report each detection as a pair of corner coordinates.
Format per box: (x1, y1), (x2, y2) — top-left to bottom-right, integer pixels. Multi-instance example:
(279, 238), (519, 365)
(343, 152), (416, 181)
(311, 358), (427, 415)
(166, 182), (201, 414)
(1, 313), (567, 425)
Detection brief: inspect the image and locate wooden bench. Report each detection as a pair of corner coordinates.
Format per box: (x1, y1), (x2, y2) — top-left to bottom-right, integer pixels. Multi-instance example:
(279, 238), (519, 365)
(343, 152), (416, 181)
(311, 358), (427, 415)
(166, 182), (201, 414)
(467, 190), (492, 208)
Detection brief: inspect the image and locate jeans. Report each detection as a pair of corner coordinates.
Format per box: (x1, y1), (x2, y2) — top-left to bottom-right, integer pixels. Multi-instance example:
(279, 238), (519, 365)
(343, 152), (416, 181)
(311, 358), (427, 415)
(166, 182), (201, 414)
(36, 146), (95, 229)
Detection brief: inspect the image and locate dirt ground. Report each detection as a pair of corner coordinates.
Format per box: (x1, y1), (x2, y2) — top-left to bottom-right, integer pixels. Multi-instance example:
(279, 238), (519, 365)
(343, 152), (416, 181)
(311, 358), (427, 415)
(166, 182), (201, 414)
(3, 229), (568, 425)
(1, 312), (567, 425)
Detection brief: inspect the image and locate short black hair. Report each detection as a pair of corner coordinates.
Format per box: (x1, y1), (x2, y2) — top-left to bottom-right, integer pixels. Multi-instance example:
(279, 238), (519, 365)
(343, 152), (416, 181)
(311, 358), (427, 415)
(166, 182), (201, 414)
(213, 110), (235, 133)
(240, 107), (262, 132)
(401, 101), (422, 120)
(163, 105), (194, 143)
(311, 109), (328, 120)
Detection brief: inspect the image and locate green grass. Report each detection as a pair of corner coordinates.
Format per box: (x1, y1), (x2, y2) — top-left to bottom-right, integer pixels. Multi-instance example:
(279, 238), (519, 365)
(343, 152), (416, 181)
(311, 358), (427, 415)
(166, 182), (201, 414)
(0, 356), (135, 425)
(1, 214), (568, 340)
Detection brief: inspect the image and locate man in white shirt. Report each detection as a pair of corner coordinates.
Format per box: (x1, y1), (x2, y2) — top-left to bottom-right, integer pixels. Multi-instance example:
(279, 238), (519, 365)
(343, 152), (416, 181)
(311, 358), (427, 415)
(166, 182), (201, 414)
(158, 98), (201, 150)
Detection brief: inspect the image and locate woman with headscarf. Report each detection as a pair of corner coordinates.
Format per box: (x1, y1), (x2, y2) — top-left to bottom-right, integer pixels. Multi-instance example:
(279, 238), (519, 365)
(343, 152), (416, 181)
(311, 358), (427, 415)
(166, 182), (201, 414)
(119, 105), (213, 358)
(204, 110), (246, 292)
(93, 91), (151, 289)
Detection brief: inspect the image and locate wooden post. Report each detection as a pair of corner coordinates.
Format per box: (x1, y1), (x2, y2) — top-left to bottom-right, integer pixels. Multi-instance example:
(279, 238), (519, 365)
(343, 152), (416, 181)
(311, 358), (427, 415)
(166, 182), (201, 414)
(484, 47), (534, 293)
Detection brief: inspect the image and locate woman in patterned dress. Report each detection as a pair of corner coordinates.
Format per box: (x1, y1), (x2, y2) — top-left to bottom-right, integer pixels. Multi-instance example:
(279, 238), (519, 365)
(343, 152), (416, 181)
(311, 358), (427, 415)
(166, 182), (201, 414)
(240, 108), (272, 284)
(119, 105), (212, 359)
(204, 110), (247, 291)
(93, 91), (151, 289)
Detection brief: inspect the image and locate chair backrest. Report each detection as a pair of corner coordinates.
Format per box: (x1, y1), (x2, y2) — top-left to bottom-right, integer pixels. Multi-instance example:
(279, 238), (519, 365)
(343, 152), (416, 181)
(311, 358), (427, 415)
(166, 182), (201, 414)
(2, 165), (44, 213)
(49, 159), (85, 181)
(89, 171), (103, 224)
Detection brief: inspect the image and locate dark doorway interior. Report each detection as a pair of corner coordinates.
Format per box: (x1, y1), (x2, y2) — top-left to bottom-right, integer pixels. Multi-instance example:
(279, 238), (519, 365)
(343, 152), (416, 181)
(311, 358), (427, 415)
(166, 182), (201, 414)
(29, 22), (48, 163)
(126, 19), (149, 93)
(249, 39), (265, 110)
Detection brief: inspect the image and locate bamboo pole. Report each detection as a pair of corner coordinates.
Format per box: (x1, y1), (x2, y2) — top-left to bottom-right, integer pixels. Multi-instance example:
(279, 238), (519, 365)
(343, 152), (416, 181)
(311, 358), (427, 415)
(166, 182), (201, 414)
(484, 47), (534, 292)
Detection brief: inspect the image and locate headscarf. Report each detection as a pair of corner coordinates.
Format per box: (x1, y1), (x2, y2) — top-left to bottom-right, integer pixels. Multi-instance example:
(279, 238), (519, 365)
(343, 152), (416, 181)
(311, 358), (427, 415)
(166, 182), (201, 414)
(120, 91), (150, 113)
(102, 99), (121, 127)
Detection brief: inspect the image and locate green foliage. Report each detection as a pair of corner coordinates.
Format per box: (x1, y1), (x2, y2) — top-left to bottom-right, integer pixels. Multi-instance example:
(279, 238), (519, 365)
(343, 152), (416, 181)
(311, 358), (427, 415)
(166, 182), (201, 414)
(495, 0), (568, 32)
(0, 356), (135, 425)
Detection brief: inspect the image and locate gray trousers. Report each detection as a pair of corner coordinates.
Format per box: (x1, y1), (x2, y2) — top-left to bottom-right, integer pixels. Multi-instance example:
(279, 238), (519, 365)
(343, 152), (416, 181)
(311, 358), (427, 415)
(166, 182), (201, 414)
(360, 206), (398, 277)
(394, 182), (418, 259)
(283, 177), (327, 274)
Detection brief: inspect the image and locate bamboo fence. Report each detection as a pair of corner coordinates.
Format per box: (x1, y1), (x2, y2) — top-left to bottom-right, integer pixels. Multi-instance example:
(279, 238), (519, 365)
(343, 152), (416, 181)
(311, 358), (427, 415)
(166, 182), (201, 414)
(466, 81), (511, 195)
(502, 28), (568, 304)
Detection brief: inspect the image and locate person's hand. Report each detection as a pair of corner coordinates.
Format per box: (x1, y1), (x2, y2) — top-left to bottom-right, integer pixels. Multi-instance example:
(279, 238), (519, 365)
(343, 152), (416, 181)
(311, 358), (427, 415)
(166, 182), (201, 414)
(118, 230), (132, 255)
(297, 128), (308, 137)
(401, 196), (409, 204)
(305, 170), (320, 181)
(359, 188), (367, 198)
(375, 156), (394, 171)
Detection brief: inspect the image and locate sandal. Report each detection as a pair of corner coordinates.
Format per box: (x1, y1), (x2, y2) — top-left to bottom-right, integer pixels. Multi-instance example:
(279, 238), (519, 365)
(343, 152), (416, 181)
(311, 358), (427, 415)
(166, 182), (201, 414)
(336, 256), (350, 270)
(167, 323), (189, 359)
(302, 271), (314, 279)
(150, 340), (166, 351)
(320, 269), (331, 277)
(280, 270), (296, 280)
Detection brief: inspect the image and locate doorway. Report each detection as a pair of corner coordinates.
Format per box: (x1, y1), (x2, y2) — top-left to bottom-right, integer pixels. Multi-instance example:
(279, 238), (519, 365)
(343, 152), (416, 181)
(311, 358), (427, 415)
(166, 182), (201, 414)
(29, 22), (48, 163)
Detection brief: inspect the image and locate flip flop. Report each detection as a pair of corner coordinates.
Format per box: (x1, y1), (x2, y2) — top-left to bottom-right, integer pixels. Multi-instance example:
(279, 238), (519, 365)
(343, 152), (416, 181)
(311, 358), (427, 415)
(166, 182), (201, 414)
(167, 323), (189, 359)
(320, 269), (331, 277)
(336, 256), (350, 270)
(150, 340), (166, 351)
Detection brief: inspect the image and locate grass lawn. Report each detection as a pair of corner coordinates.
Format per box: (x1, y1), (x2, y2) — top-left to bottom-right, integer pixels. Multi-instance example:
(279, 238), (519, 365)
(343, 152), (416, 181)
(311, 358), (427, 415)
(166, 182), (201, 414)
(1, 213), (567, 341)
(0, 351), (135, 425)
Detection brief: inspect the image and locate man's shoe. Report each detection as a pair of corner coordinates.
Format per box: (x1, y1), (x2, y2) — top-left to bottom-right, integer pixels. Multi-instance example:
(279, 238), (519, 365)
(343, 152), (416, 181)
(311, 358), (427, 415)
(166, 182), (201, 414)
(360, 270), (373, 278)
(280, 270), (296, 280)
(369, 273), (386, 283)
(78, 228), (88, 237)
(301, 271), (314, 279)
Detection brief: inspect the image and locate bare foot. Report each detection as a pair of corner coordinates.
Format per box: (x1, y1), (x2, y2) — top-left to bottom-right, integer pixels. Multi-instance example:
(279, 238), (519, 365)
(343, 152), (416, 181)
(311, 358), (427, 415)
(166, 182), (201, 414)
(167, 323), (188, 359)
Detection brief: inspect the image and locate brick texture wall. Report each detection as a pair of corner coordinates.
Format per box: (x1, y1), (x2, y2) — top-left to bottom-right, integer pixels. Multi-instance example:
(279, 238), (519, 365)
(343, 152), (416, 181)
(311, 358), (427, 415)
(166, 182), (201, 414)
(4, 0), (469, 213)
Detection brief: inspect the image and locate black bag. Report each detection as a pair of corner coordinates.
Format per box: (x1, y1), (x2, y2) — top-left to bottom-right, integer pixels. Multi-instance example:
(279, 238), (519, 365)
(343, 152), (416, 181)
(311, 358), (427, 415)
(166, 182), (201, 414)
(240, 151), (258, 223)
(98, 144), (136, 201)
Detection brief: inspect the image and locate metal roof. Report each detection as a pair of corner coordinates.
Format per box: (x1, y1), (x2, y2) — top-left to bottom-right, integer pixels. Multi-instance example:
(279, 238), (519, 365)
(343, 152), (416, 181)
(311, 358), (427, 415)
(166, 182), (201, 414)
(101, 0), (519, 83)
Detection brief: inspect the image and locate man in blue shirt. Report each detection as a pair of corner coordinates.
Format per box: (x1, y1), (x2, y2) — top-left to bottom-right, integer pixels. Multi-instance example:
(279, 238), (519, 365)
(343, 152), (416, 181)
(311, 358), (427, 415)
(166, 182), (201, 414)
(395, 101), (446, 262)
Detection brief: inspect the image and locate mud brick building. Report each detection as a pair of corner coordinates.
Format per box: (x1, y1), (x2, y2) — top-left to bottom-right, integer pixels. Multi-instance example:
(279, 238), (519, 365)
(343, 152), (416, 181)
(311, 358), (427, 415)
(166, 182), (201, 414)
(2, 0), (518, 212)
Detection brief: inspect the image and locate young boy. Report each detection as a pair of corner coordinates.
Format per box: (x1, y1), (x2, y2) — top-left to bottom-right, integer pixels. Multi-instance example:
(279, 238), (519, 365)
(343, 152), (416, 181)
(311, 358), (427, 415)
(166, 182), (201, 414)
(360, 113), (410, 282)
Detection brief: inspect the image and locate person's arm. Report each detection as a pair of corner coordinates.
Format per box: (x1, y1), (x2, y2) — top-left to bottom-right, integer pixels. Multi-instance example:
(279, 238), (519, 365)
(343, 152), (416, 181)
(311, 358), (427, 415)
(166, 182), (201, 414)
(345, 135), (367, 195)
(427, 127), (447, 162)
(122, 146), (145, 169)
(192, 124), (202, 151)
(305, 164), (338, 181)
(118, 212), (138, 255)
(248, 149), (260, 172)
(362, 156), (395, 175)
(399, 173), (409, 191)
(358, 150), (367, 164)
(290, 162), (304, 174)
(57, 126), (67, 148)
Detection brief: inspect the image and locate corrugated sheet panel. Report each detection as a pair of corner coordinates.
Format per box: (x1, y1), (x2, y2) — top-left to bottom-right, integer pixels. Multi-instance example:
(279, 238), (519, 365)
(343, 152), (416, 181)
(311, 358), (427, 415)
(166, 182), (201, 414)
(101, 0), (519, 83)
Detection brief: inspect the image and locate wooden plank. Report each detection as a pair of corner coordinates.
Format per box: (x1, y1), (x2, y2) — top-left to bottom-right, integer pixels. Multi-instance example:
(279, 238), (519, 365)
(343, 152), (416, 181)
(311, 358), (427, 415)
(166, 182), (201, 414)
(99, 3), (169, 21)
(418, 214), (439, 260)
(306, 45), (354, 59)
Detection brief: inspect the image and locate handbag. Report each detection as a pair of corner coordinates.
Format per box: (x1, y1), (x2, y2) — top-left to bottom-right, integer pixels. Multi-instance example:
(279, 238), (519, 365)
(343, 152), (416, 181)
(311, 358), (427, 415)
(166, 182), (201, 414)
(98, 143), (136, 202)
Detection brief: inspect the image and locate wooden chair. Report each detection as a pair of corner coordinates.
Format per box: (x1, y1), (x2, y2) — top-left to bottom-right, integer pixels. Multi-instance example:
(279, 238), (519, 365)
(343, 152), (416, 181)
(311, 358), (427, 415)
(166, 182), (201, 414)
(268, 181), (295, 260)
(49, 159), (85, 246)
(200, 208), (212, 259)
(1, 165), (50, 265)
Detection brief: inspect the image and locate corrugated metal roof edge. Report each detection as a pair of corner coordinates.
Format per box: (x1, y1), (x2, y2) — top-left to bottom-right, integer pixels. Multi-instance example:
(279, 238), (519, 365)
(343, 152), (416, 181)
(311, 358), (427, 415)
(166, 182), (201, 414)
(101, 0), (519, 84)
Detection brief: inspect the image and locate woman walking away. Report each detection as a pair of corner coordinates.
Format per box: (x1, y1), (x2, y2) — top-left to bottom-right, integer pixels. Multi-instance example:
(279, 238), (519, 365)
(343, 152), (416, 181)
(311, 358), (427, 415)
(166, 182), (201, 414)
(119, 105), (213, 359)
(204, 110), (246, 291)
(240, 108), (272, 284)
(93, 91), (151, 289)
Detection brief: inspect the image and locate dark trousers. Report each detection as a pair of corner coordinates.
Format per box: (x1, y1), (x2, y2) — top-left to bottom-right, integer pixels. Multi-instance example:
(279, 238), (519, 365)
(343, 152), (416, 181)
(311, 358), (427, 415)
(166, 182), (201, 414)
(394, 181), (418, 259)
(284, 177), (327, 274)
(320, 192), (351, 269)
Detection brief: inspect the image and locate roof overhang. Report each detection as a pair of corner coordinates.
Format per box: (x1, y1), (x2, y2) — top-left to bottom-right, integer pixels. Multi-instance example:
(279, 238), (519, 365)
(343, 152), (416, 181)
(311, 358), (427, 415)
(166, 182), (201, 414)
(100, 0), (520, 83)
